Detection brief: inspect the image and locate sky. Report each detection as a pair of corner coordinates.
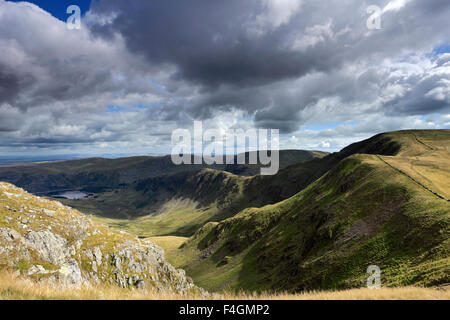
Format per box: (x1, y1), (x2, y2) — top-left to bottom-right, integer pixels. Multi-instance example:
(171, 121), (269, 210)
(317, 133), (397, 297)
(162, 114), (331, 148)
(0, 0), (449, 157)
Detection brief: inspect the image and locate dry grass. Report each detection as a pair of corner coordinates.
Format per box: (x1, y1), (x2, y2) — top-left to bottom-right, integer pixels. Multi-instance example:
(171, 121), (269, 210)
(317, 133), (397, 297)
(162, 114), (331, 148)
(146, 236), (189, 266)
(146, 236), (189, 251)
(0, 272), (448, 300)
(385, 131), (450, 199)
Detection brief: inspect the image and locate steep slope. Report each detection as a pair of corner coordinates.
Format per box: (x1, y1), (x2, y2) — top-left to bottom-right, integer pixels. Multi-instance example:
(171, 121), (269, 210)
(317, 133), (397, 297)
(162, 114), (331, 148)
(175, 153), (449, 292)
(0, 182), (202, 294)
(59, 169), (249, 237)
(242, 130), (404, 207)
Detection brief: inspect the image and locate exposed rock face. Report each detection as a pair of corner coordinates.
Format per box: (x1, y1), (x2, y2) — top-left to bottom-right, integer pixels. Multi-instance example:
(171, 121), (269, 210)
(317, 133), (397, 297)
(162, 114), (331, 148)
(0, 182), (204, 295)
(24, 230), (70, 265)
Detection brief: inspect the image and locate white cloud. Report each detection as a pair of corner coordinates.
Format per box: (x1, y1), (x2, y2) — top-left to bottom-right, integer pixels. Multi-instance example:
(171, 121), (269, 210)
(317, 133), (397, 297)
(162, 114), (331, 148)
(383, 0), (412, 13)
(262, 0), (302, 28)
(0, 0), (449, 156)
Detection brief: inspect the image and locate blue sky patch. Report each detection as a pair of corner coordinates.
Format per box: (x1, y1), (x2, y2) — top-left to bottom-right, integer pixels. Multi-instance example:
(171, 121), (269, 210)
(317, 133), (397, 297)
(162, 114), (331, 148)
(7, 0), (92, 21)
(106, 105), (140, 113)
(433, 44), (450, 55)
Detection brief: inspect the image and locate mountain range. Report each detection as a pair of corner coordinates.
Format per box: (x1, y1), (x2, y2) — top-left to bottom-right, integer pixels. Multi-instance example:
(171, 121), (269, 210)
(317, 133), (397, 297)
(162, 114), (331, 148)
(0, 129), (448, 293)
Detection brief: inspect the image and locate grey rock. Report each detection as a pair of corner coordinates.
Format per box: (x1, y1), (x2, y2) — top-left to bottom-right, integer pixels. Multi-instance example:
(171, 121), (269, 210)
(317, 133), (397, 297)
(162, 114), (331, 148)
(0, 228), (21, 242)
(93, 246), (102, 266)
(57, 259), (82, 288)
(92, 261), (98, 273)
(27, 265), (49, 276)
(24, 230), (69, 265)
(42, 209), (55, 217)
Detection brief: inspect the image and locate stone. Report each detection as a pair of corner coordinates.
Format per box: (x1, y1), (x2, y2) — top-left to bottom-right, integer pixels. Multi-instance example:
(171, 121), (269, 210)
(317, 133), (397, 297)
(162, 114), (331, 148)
(57, 259), (82, 288)
(0, 228), (21, 242)
(92, 261), (98, 273)
(93, 246), (102, 266)
(24, 230), (69, 265)
(0, 184), (205, 295)
(42, 209), (56, 217)
(27, 265), (48, 276)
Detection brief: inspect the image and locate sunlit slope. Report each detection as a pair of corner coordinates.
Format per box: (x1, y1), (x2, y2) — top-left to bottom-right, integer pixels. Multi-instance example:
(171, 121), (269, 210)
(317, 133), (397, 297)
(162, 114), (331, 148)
(379, 130), (450, 199)
(175, 153), (449, 292)
(146, 236), (189, 267)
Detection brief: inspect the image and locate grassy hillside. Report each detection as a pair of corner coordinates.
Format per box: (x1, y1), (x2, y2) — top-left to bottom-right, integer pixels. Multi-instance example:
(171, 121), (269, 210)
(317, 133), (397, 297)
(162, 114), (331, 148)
(67, 169), (249, 236)
(379, 130), (450, 199)
(147, 236), (189, 267)
(174, 154), (449, 292)
(163, 130), (450, 292)
(0, 150), (327, 237)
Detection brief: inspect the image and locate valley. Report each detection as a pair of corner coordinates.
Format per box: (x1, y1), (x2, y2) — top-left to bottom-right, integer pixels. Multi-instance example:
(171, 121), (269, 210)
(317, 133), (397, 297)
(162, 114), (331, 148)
(0, 130), (449, 296)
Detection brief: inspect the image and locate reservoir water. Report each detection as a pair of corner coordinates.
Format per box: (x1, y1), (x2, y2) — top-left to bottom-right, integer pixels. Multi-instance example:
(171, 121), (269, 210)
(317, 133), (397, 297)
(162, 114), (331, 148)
(53, 191), (90, 200)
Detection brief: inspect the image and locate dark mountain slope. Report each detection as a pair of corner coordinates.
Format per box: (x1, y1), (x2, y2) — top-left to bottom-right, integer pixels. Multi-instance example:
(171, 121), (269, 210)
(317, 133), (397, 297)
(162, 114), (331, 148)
(0, 150), (324, 193)
(243, 132), (402, 207)
(128, 131), (404, 217)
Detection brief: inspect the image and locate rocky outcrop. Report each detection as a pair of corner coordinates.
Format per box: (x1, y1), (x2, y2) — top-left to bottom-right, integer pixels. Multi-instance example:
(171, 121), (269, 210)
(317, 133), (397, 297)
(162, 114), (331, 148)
(0, 182), (204, 295)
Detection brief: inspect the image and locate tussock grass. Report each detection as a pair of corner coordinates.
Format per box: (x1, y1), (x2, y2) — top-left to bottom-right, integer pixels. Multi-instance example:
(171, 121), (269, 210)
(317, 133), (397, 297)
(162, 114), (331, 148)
(0, 272), (448, 300)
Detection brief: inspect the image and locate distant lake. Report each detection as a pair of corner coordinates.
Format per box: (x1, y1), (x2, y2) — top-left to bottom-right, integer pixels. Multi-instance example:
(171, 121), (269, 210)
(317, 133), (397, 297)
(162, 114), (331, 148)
(53, 191), (90, 200)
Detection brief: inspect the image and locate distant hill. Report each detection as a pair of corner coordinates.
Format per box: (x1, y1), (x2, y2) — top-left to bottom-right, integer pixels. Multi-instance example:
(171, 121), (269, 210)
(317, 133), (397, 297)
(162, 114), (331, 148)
(0, 150), (326, 194)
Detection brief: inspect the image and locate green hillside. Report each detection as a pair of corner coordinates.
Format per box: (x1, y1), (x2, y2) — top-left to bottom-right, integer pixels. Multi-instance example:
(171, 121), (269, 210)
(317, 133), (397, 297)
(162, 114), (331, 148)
(164, 130), (450, 292)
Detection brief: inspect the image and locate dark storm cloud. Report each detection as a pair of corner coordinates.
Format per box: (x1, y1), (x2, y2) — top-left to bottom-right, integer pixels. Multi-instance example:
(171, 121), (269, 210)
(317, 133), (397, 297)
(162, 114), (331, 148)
(0, 64), (36, 106)
(90, 0), (382, 89)
(0, 69), (20, 104)
(0, 0), (449, 155)
(89, 0), (310, 87)
(87, 0), (450, 130)
(89, 0), (450, 87)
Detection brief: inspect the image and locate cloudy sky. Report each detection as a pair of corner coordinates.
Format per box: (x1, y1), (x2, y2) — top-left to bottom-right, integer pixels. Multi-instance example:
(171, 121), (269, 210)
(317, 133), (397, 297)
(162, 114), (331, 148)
(0, 0), (449, 156)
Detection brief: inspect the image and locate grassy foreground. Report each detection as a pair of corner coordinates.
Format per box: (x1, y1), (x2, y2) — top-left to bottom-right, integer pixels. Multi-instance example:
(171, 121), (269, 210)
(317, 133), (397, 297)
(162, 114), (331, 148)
(0, 272), (448, 300)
